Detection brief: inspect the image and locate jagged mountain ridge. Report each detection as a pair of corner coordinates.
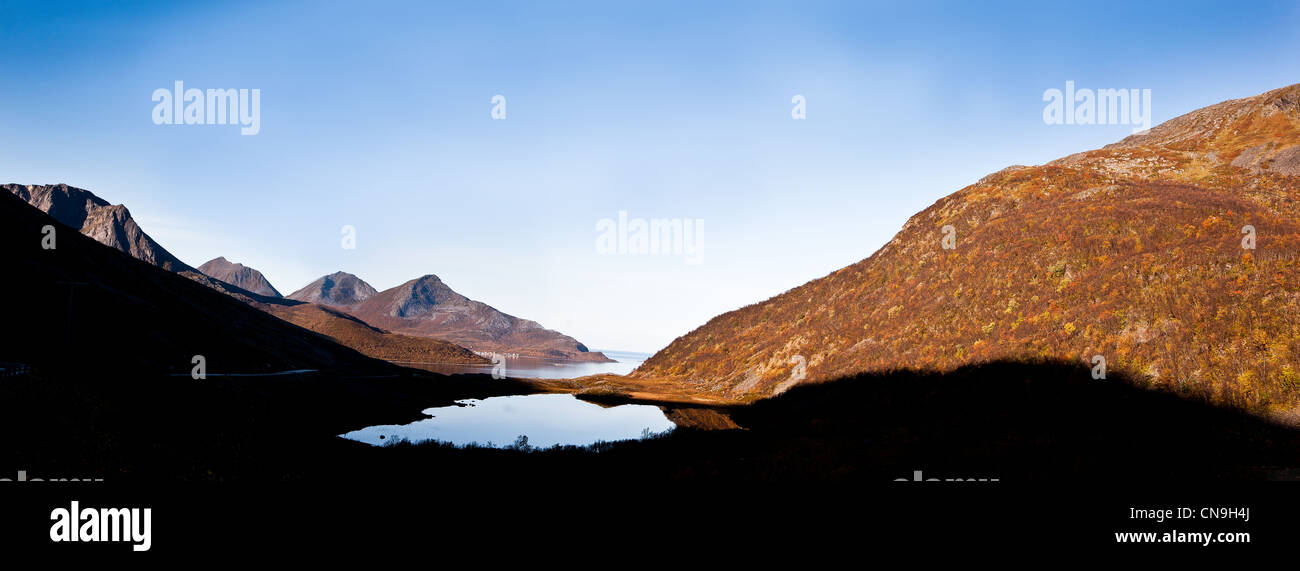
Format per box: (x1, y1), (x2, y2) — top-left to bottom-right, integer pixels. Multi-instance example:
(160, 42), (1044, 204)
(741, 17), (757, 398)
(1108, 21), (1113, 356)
(4, 183), (191, 272)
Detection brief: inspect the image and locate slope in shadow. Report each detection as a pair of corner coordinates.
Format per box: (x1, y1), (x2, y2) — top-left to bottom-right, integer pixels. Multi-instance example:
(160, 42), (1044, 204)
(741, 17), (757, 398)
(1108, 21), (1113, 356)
(342, 360), (1300, 484)
(0, 187), (396, 375)
(0, 341), (1296, 482)
(714, 360), (1300, 481)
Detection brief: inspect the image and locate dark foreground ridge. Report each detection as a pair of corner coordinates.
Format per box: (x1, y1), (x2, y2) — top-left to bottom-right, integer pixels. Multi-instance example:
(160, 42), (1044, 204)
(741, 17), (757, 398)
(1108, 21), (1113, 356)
(339, 360), (1300, 484)
(2, 359), (1297, 485)
(0, 189), (394, 375)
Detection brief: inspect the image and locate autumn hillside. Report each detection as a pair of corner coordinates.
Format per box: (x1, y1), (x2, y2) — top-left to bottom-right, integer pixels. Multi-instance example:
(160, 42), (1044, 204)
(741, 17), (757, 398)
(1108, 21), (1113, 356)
(634, 84), (1300, 411)
(259, 302), (489, 365)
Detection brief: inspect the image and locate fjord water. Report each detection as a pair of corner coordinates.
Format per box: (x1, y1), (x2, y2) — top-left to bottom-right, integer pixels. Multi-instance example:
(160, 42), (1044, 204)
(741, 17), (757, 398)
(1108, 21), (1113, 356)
(404, 349), (650, 379)
(340, 393), (675, 449)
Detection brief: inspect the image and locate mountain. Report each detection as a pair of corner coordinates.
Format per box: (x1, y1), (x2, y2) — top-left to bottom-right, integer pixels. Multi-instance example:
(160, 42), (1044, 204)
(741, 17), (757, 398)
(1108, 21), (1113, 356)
(0, 189), (398, 374)
(5, 184), (602, 364)
(635, 84), (1300, 409)
(6, 184), (485, 367)
(351, 274), (612, 362)
(198, 256), (283, 297)
(2, 184), (282, 304)
(258, 302), (487, 365)
(287, 271), (377, 308)
(1, 184), (281, 306)
(4, 183), (191, 272)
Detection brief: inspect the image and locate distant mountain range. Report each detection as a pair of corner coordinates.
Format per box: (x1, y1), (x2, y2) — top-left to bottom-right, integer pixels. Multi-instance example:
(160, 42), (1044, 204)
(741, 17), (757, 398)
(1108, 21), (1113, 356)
(288, 271), (610, 362)
(636, 83), (1300, 409)
(4, 182), (606, 365)
(0, 189), (393, 374)
(349, 274), (611, 362)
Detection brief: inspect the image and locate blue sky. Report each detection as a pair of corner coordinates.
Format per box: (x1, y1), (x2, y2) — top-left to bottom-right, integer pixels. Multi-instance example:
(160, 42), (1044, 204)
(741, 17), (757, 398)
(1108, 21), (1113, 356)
(2, 0), (1298, 352)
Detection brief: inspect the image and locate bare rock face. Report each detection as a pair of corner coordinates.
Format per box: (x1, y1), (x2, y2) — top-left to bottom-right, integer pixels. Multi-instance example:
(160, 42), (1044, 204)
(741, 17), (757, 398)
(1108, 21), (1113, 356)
(287, 271), (378, 308)
(1230, 142), (1275, 172)
(198, 256), (283, 297)
(1231, 143), (1300, 176)
(4, 183), (191, 272)
(350, 274), (611, 362)
(1272, 145), (1300, 176)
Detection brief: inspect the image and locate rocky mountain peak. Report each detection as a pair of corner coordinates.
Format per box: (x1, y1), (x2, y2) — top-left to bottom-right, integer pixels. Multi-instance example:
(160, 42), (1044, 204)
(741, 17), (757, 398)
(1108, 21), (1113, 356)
(197, 257), (283, 298)
(3, 183), (191, 272)
(287, 271), (378, 308)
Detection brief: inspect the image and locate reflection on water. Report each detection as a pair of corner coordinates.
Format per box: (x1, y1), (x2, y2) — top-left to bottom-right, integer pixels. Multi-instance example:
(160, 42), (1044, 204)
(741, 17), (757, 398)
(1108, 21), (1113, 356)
(339, 393), (675, 449)
(401, 349), (650, 379)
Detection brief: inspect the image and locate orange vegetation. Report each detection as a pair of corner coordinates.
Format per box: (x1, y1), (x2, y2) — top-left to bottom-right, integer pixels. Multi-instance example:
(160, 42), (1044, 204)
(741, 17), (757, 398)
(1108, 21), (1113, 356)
(635, 84), (1300, 412)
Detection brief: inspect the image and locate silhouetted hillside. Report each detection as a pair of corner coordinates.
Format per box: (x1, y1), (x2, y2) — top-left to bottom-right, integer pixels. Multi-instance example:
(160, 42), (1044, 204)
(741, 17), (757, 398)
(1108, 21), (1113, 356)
(4, 358), (1295, 483)
(4, 183), (191, 271)
(342, 360), (1300, 484)
(0, 190), (395, 375)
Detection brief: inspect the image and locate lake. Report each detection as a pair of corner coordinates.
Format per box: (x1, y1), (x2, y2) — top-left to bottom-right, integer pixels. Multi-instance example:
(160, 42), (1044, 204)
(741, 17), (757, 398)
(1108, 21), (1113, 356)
(400, 349), (650, 379)
(339, 392), (676, 449)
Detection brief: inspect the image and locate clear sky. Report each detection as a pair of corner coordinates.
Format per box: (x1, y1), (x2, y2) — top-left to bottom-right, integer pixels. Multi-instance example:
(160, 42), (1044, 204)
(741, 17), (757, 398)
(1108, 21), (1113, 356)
(2, 0), (1298, 352)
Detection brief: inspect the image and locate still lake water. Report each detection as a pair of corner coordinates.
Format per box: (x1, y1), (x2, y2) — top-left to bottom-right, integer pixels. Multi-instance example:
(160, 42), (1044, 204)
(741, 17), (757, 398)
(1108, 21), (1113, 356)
(403, 349), (650, 379)
(340, 393), (676, 449)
